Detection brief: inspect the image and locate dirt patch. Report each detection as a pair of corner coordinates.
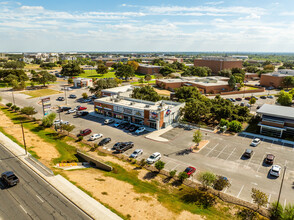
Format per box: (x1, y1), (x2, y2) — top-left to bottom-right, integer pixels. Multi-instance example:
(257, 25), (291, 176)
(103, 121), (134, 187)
(192, 140), (209, 153)
(65, 169), (203, 220)
(154, 88), (171, 96)
(0, 111), (59, 167)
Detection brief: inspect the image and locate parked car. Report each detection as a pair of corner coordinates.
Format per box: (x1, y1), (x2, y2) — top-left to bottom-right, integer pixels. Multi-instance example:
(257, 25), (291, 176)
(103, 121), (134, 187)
(67, 109), (76, 114)
(90, 95), (98, 100)
(230, 98), (236, 102)
(267, 95), (274, 99)
(184, 166), (196, 177)
(256, 105), (261, 109)
(74, 105), (81, 110)
(124, 123), (133, 130)
(57, 97), (65, 101)
(59, 106), (71, 112)
(115, 143), (134, 153)
(82, 98), (92, 103)
(69, 94), (77, 99)
(250, 138), (261, 147)
(119, 122), (130, 129)
(147, 152), (161, 164)
(61, 87), (73, 91)
(98, 137), (111, 146)
(90, 133), (103, 140)
(235, 98), (242, 101)
(129, 125), (139, 132)
(114, 142), (134, 150)
(245, 97), (251, 100)
(53, 120), (69, 125)
(113, 121), (122, 127)
(246, 104), (251, 108)
(78, 129), (92, 136)
(260, 96), (267, 99)
(135, 127), (146, 134)
(265, 154), (275, 165)
(78, 106), (87, 111)
(252, 96), (259, 100)
(75, 111), (89, 117)
(104, 119), (115, 124)
(243, 149), (253, 158)
(129, 149), (143, 158)
(270, 165), (281, 177)
(1, 171), (19, 186)
(240, 102), (245, 106)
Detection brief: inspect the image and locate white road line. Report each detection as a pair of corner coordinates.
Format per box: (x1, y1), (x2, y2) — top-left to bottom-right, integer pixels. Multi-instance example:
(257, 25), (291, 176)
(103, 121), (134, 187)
(237, 185), (244, 198)
(205, 143), (219, 157)
(215, 145), (227, 158)
(171, 164), (180, 171)
(19, 205), (27, 214)
(257, 154), (266, 173)
(226, 148), (236, 161)
(284, 199), (287, 208)
(246, 153), (255, 168)
(267, 194), (272, 208)
(36, 195), (44, 203)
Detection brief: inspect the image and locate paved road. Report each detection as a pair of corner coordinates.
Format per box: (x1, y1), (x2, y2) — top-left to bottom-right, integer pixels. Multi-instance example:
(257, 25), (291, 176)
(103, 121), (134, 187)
(0, 144), (91, 220)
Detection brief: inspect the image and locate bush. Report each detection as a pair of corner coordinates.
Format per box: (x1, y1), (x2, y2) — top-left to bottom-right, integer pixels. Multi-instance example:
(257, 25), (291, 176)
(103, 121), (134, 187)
(236, 208), (257, 220)
(197, 171), (216, 189)
(269, 202), (283, 220)
(181, 188), (216, 208)
(228, 120), (242, 133)
(178, 172), (189, 183)
(68, 78), (73, 84)
(82, 93), (88, 99)
(139, 159), (146, 168)
(78, 136), (83, 141)
(169, 170), (177, 178)
(6, 103), (12, 108)
(154, 161), (165, 172)
(219, 118), (229, 127)
(41, 112), (56, 127)
(213, 176), (231, 191)
(11, 105), (17, 110)
(14, 106), (20, 111)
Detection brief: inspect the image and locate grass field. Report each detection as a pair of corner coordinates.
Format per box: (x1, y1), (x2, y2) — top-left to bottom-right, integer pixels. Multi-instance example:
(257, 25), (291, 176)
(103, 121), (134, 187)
(21, 88), (62, 98)
(79, 70), (156, 80)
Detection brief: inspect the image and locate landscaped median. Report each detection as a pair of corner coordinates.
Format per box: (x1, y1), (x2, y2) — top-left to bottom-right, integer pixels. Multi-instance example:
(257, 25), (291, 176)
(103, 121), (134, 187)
(0, 105), (269, 220)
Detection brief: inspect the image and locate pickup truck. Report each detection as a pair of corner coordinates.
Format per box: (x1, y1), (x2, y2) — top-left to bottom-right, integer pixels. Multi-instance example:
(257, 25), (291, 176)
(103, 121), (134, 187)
(1, 171), (19, 186)
(115, 142), (134, 153)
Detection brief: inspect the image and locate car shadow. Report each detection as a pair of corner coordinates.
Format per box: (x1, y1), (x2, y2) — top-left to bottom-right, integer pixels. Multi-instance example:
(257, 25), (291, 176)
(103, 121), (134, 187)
(267, 171), (278, 180)
(240, 155), (250, 160)
(262, 159), (272, 167)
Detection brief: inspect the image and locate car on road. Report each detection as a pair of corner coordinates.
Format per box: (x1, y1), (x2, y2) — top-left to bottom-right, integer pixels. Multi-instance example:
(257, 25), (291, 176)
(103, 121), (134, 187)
(57, 97), (65, 101)
(53, 120), (69, 125)
(129, 149), (143, 158)
(98, 137), (111, 146)
(270, 165), (281, 177)
(77, 106), (87, 111)
(260, 96), (267, 99)
(59, 106), (71, 112)
(184, 166), (196, 177)
(75, 111), (89, 117)
(129, 125), (139, 132)
(67, 109), (76, 114)
(267, 95), (274, 99)
(90, 133), (103, 140)
(235, 98), (242, 101)
(61, 87), (73, 91)
(69, 94), (77, 99)
(104, 119), (115, 124)
(1, 171), (19, 186)
(135, 127), (146, 134)
(78, 129), (92, 137)
(250, 138), (261, 147)
(243, 149), (253, 158)
(113, 121), (122, 127)
(265, 154), (275, 165)
(147, 152), (161, 164)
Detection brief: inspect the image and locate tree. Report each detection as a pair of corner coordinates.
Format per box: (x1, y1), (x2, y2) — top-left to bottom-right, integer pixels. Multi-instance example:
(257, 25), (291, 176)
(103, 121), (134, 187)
(89, 78), (118, 96)
(6, 103), (12, 108)
(159, 66), (175, 76)
(197, 171), (216, 189)
(131, 86), (162, 102)
(96, 64), (108, 75)
(251, 188), (268, 209)
(277, 90), (293, 106)
(283, 204), (294, 220)
(40, 62), (57, 69)
(228, 75), (236, 89)
(68, 78), (73, 84)
(249, 97), (256, 105)
(219, 118), (229, 127)
(60, 62), (84, 76)
(263, 64), (275, 71)
(175, 86), (202, 102)
(82, 93), (88, 99)
(42, 112), (56, 127)
(20, 106), (37, 118)
(182, 66), (211, 77)
(154, 161), (165, 173)
(31, 71), (57, 86)
(3, 61), (25, 69)
(178, 172), (189, 183)
(138, 77), (144, 85)
(61, 124), (75, 135)
(282, 76), (294, 90)
(228, 120), (242, 133)
(115, 64), (135, 79)
(193, 130), (202, 147)
(169, 170), (177, 178)
(218, 69), (232, 77)
(245, 66), (259, 73)
(127, 61), (139, 71)
(144, 74), (152, 82)
(213, 176), (231, 191)
(269, 201), (283, 220)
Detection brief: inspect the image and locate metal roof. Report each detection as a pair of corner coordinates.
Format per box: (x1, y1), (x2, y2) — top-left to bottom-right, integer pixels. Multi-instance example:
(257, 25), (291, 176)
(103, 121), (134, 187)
(257, 104), (294, 120)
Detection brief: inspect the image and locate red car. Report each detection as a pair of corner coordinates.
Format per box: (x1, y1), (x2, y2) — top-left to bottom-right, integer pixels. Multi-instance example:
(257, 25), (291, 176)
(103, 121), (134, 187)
(78, 129), (92, 136)
(184, 166), (196, 177)
(78, 106), (87, 111)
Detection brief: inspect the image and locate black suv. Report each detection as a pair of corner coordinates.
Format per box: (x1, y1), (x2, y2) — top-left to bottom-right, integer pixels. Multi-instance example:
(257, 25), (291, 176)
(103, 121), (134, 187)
(59, 106), (71, 112)
(98, 138), (111, 146)
(129, 125), (139, 132)
(69, 94), (77, 99)
(57, 97), (65, 101)
(1, 171), (19, 186)
(243, 149), (253, 158)
(114, 142), (134, 153)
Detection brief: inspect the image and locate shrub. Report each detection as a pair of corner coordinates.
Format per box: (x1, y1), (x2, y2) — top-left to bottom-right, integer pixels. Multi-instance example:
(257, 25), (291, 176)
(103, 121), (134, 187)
(219, 118), (229, 127)
(178, 172), (189, 183)
(228, 120), (242, 133)
(41, 112), (56, 127)
(181, 188), (216, 208)
(82, 92), (88, 99)
(139, 159), (146, 168)
(6, 103), (12, 108)
(154, 161), (165, 172)
(269, 201), (283, 220)
(14, 106), (20, 111)
(169, 170), (177, 178)
(68, 78), (73, 84)
(11, 105), (17, 110)
(213, 176), (231, 191)
(197, 171), (216, 189)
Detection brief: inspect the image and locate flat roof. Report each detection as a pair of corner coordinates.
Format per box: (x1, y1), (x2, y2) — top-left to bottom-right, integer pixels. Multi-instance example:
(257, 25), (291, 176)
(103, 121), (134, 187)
(101, 85), (133, 94)
(139, 64), (162, 68)
(257, 104), (294, 120)
(157, 76), (229, 87)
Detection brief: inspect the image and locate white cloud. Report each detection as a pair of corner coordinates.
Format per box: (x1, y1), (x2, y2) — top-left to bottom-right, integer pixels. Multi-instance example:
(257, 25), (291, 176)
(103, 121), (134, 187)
(205, 1), (224, 6)
(20, 6), (44, 10)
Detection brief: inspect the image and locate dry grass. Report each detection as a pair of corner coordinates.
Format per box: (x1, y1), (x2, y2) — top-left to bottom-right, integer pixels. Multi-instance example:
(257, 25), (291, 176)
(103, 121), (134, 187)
(21, 88), (62, 98)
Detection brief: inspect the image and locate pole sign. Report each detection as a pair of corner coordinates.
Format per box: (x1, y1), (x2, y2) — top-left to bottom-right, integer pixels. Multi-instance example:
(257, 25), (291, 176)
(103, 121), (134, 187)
(41, 97), (51, 116)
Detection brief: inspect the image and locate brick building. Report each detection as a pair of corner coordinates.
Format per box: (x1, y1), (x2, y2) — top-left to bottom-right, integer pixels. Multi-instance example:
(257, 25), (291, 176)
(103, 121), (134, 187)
(94, 96), (184, 130)
(137, 64), (161, 75)
(260, 69), (294, 88)
(156, 76), (238, 94)
(194, 57), (243, 74)
(73, 78), (93, 88)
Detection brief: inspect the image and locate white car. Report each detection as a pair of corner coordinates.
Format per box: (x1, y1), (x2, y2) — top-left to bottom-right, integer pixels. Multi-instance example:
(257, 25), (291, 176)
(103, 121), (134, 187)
(250, 138), (261, 147)
(129, 149), (143, 158)
(147, 152), (161, 164)
(61, 87), (73, 91)
(67, 109), (76, 114)
(135, 127), (145, 134)
(104, 119), (115, 124)
(53, 120), (69, 125)
(90, 133), (103, 141)
(270, 165), (281, 177)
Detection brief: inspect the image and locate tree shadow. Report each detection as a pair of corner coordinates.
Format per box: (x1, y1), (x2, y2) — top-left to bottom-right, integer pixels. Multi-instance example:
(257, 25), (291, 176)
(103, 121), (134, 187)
(181, 189), (216, 208)
(162, 177), (172, 183)
(143, 171), (158, 180)
(45, 132), (66, 140)
(171, 180), (183, 187)
(31, 126), (45, 132)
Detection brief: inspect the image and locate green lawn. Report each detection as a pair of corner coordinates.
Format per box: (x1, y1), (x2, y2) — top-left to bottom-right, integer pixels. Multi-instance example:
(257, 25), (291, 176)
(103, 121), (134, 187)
(79, 70), (156, 79)
(21, 89), (62, 98)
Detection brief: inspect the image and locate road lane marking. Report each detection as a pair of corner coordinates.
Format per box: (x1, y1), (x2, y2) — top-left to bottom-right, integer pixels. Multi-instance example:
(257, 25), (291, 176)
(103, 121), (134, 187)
(251, 182), (258, 186)
(226, 148), (236, 161)
(215, 145), (227, 158)
(19, 205), (27, 214)
(267, 194), (271, 208)
(237, 185), (244, 198)
(205, 143), (219, 157)
(36, 195), (44, 203)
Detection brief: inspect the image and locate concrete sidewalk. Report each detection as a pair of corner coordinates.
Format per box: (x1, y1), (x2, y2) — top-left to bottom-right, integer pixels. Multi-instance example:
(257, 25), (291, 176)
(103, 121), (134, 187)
(0, 132), (122, 220)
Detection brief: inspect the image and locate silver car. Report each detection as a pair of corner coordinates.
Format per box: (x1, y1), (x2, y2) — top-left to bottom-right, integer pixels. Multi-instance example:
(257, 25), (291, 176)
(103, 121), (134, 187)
(129, 149), (143, 158)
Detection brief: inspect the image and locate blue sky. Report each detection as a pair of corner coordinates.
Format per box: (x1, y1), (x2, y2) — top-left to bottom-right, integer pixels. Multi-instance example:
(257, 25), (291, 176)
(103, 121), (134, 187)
(1, 0), (294, 52)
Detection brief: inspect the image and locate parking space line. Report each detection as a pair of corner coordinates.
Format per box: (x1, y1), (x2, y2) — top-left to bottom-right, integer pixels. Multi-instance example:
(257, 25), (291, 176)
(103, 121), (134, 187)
(267, 194), (271, 208)
(246, 153), (255, 168)
(215, 145), (227, 158)
(237, 185), (244, 198)
(205, 143), (219, 157)
(226, 148), (236, 161)
(284, 199), (287, 208)
(171, 164), (180, 171)
(257, 154), (266, 173)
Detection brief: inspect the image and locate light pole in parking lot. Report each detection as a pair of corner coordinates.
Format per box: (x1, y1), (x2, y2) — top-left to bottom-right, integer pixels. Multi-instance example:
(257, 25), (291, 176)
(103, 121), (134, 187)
(276, 166), (287, 210)
(20, 121), (27, 155)
(61, 84), (68, 105)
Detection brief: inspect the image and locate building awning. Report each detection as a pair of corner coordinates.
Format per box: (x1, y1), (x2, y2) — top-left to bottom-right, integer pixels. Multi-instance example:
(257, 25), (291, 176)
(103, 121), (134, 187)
(258, 123), (286, 131)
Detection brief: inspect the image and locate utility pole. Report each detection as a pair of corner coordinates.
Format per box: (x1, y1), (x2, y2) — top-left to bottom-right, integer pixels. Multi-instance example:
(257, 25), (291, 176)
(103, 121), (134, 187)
(20, 122), (27, 155)
(276, 166), (287, 210)
(11, 89), (15, 105)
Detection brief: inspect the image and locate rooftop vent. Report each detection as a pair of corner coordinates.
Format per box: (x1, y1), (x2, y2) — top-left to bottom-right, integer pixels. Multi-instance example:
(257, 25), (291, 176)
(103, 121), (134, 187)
(114, 98), (121, 102)
(145, 104), (150, 108)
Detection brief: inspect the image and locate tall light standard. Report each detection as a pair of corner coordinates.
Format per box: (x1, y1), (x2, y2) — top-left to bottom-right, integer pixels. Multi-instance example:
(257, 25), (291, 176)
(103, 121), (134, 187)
(276, 166), (287, 210)
(20, 122), (27, 155)
(11, 88), (15, 105)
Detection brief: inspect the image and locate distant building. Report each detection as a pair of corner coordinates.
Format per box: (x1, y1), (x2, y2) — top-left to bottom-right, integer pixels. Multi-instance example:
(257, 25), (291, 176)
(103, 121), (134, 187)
(81, 65), (96, 70)
(232, 55), (249, 60)
(245, 73), (259, 81)
(260, 69), (294, 88)
(156, 76), (239, 94)
(194, 56), (243, 74)
(137, 64), (162, 75)
(105, 61), (116, 68)
(101, 85), (133, 97)
(257, 104), (294, 138)
(73, 78), (93, 88)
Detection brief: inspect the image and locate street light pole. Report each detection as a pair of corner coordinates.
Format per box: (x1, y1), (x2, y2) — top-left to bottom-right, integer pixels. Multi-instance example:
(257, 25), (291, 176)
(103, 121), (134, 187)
(20, 122), (27, 155)
(276, 166), (287, 210)
(11, 89), (15, 105)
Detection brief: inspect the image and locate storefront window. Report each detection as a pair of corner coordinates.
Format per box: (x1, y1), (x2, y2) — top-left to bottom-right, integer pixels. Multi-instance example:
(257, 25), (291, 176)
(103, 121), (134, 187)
(150, 122), (157, 129)
(135, 118), (143, 125)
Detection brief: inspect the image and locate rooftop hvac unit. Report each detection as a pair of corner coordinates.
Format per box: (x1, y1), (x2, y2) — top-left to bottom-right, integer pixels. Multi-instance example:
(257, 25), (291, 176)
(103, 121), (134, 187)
(114, 98), (121, 102)
(145, 104), (150, 108)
